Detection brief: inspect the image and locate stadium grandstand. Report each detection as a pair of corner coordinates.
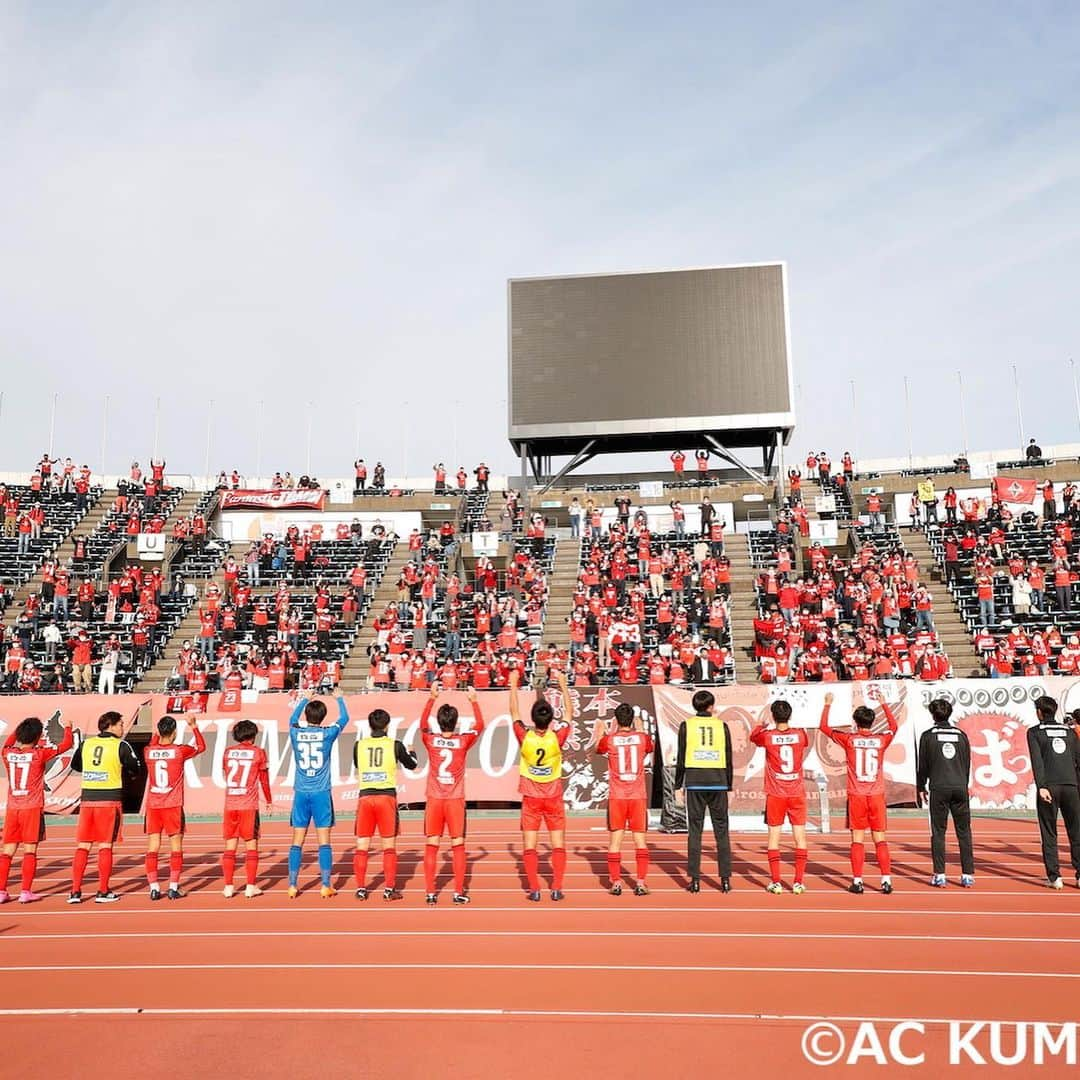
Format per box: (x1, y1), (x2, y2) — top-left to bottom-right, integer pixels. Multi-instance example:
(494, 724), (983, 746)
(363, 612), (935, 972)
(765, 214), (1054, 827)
(5, 434), (1080, 697)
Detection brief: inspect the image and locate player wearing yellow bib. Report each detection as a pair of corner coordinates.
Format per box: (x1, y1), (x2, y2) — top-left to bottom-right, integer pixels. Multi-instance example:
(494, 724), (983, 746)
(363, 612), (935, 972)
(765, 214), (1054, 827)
(510, 670), (575, 902)
(674, 689), (733, 894)
(69, 711), (139, 904)
(352, 708), (417, 901)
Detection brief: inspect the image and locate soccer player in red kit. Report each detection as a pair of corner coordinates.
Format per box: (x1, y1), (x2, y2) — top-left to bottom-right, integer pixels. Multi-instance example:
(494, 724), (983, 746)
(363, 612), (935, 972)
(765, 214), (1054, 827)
(221, 720), (273, 899)
(750, 699), (810, 894)
(820, 691), (898, 894)
(143, 715), (207, 899)
(418, 685), (484, 904)
(510, 669), (575, 902)
(1, 714), (74, 903)
(595, 703), (654, 895)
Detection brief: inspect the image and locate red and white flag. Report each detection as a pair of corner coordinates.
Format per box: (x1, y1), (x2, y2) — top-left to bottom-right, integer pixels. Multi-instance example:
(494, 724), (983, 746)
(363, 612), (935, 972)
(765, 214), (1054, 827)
(993, 477), (1037, 504)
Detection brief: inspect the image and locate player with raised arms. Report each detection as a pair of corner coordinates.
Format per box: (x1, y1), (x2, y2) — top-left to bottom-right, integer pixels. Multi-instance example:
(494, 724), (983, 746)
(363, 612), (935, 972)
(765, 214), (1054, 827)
(418, 685), (484, 904)
(595, 703), (654, 895)
(287, 688), (350, 898)
(1, 713), (73, 903)
(510, 669), (575, 902)
(820, 691), (898, 894)
(143, 715), (206, 900)
(750, 699), (810, 894)
(221, 719), (273, 898)
(353, 708), (418, 901)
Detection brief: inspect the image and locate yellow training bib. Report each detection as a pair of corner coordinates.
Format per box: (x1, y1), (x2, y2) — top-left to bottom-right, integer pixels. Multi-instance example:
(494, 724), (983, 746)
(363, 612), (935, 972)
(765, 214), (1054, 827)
(356, 736), (397, 788)
(81, 736), (123, 791)
(683, 717), (727, 769)
(519, 728), (562, 784)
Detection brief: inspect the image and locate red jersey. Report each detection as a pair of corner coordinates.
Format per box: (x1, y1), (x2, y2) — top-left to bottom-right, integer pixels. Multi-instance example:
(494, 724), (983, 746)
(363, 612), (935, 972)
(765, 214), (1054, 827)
(144, 729), (207, 809)
(2, 726), (74, 810)
(596, 729), (653, 800)
(419, 699), (485, 799)
(223, 744), (271, 809)
(749, 724), (809, 797)
(820, 703), (897, 796)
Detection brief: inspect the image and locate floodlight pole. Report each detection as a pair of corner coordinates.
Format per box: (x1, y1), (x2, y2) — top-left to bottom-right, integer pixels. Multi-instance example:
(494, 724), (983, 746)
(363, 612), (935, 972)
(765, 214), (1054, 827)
(957, 372), (969, 456)
(1012, 364), (1025, 448)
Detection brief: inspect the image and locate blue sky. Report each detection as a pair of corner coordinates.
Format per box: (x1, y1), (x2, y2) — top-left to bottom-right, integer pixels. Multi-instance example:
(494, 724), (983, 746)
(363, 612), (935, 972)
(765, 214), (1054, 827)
(1, 2), (1079, 478)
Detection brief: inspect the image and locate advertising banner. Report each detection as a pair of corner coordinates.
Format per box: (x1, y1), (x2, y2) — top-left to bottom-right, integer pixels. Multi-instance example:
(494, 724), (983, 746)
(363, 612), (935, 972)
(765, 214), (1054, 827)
(220, 489), (327, 511)
(0, 678), (1069, 816)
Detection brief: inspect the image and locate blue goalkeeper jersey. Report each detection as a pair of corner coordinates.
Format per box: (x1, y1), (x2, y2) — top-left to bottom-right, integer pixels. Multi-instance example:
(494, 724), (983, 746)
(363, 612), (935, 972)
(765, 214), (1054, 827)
(289, 696), (350, 793)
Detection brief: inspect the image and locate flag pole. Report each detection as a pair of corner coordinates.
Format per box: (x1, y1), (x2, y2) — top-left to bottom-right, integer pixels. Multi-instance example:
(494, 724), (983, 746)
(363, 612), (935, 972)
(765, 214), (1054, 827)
(850, 379), (858, 463)
(101, 396), (109, 479)
(957, 372), (969, 456)
(903, 376), (914, 468)
(204, 400), (214, 485)
(255, 400), (264, 483)
(48, 392), (58, 455)
(1012, 364), (1025, 449)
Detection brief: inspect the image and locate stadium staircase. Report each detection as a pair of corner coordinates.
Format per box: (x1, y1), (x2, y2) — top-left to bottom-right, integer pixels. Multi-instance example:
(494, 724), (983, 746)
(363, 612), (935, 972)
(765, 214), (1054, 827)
(536, 536), (581, 674)
(11, 491), (111, 605)
(337, 539), (411, 692)
(729, 536), (763, 682)
(903, 528), (982, 676)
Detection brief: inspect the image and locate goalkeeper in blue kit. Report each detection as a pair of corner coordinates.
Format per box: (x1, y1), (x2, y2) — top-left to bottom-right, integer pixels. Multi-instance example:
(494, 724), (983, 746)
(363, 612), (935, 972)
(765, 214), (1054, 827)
(287, 688), (351, 898)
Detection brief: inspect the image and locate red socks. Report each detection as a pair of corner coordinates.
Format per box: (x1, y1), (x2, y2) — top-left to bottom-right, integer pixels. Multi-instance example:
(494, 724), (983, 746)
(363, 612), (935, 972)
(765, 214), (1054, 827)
(245, 850), (259, 886)
(353, 850), (369, 888)
(383, 849), (397, 889)
(451, 843), (467, 893)
(424, 844), (438, 893)
(146, 851), (159, 886)
(607, 852), (622, 885)
(875, 841), (891, 875)
(72, 848), (89, 892)
(169, 852), (183, 888)
(635, 847), (649, 884)
(98, 848), (113, 893)
(221, 851), (236, 886)
(794, 848), (808, 884)
(767, 848), (781, 883)
(20, 854), (36, 893)
(850, 842), (865, 878)
(0, 853), (11, 891)
(551, 848), (566, 890)
(523, 849), (540, 891)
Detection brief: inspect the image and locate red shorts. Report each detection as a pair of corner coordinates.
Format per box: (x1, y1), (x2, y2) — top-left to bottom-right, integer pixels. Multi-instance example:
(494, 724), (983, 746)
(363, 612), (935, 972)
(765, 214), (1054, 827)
(75, 802), (123, 844)
(521, 794), (566, 831)
(764, 794), (807, 827)
(355, 795), (398, 839)
(2, 808), (45, 845)
(222, 809), (260, 841)
(144, 807), (186, 837)
(607, 797), (647, 833)
(847, 793), (887, 832)
(424, 798), (466, 838)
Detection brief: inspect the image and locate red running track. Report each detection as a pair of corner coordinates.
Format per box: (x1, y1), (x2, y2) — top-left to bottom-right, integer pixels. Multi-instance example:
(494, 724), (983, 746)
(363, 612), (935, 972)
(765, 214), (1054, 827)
(1, 816), (1078, 1078)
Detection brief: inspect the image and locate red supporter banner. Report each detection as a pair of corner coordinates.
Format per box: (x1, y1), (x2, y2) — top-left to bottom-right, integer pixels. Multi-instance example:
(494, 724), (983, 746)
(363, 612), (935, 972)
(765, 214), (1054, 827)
(0, 679), (1065, 817)
(220, 489), (326, 511)
(992, 477), (1037, 505)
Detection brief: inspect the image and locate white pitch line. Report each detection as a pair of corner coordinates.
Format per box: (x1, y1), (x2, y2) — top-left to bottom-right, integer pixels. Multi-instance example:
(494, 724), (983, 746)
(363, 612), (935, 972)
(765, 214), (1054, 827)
(0, 962), (1076, 979)
(0, 1007), (1072, 1027)
(3, 929), (1076, 945)
(4, 904), (1080, 917)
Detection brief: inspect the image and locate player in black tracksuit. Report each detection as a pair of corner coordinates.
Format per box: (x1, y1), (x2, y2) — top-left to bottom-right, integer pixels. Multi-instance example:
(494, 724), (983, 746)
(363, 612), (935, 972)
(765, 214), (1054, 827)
(1026, 695), (1080, 889)
(916, 698), (975, 887)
